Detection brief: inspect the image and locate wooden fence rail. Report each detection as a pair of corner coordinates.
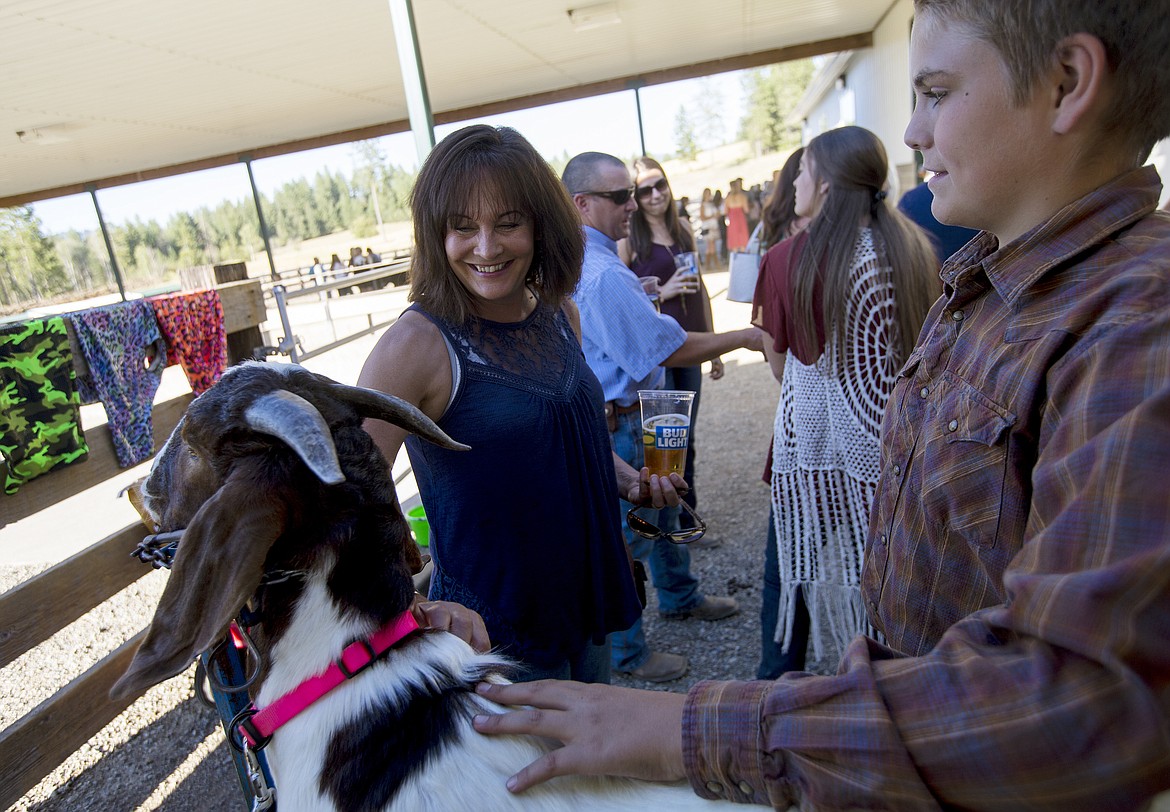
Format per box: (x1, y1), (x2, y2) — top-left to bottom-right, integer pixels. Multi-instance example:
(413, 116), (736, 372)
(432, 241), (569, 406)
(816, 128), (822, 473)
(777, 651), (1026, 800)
(0, 275), (266, 810)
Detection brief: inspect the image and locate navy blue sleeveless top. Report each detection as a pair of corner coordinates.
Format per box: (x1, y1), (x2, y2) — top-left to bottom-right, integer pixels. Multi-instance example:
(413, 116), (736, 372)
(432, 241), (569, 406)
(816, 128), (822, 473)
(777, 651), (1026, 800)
(404, 301), (641, 668)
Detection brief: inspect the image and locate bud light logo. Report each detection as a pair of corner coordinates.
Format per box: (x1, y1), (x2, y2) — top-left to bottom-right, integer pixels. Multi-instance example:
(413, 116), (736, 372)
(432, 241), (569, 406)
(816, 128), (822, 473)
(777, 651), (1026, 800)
(655, 424), (689, 449)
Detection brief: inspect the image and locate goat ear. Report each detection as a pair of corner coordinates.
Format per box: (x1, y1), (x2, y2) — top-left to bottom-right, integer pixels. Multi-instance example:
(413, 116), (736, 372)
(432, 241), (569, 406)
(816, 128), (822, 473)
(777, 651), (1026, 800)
(111, 461), (287, 700)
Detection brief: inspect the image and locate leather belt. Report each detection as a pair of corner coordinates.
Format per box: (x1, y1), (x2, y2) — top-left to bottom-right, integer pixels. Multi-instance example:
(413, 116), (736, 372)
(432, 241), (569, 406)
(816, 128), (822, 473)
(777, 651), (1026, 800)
(604, 401), (640, 432)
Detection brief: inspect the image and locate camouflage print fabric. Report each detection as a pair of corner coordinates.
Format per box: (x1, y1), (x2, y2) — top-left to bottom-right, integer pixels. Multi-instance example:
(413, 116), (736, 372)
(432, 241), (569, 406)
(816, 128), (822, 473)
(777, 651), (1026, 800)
(0, 318), (89, 494)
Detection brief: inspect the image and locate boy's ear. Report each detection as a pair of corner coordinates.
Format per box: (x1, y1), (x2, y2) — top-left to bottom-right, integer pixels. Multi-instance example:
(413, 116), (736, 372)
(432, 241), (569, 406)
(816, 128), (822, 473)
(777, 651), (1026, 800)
(1051, 33), (1110, 136)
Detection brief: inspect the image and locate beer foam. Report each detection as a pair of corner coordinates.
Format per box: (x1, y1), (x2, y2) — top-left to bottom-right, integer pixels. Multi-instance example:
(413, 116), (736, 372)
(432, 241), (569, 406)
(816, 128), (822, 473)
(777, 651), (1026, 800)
(643, 413), (690, 431)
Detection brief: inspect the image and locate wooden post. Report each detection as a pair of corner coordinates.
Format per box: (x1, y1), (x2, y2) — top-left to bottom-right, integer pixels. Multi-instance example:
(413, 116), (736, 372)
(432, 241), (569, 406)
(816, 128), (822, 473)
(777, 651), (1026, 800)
(213, 263), (265, 364)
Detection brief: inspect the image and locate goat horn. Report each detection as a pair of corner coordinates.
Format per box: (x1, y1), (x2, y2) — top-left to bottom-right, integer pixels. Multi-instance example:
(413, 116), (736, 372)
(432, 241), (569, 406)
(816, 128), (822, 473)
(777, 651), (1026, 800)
(328, 383), (470, 451)
(244, 391), (346, 484)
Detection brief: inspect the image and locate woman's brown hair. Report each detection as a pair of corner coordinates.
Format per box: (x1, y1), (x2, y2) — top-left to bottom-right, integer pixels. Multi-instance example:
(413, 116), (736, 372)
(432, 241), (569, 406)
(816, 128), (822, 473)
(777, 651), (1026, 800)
(790, 126), (937, 363)
(759, 148), (804, 250)
(408, 125), (584, 323)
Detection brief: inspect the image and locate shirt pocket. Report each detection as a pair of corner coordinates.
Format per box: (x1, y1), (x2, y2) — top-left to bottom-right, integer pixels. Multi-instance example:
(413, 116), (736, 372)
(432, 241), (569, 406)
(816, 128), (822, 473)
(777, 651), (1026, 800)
(919, 371), (1016, 549)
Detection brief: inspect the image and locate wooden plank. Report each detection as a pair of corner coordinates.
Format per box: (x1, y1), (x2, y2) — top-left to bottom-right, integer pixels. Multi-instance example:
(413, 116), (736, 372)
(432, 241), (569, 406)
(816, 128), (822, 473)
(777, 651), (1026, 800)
(0, 630), (148, 809)
(0, 393), (192, 528)
(209, 278), (265, 335)
(0, 523), (151, 668)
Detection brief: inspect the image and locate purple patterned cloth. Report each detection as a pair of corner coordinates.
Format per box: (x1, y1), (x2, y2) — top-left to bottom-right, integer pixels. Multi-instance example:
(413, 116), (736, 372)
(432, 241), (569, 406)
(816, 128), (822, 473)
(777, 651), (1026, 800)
(68, 300), (164, 467)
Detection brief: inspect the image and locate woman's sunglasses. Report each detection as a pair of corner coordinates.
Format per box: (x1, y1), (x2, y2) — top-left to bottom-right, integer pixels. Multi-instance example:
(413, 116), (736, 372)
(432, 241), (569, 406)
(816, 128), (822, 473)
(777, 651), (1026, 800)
(635, 178), (670, 200)
(582, 187), (635, 205)
(626, 500), (707, 544)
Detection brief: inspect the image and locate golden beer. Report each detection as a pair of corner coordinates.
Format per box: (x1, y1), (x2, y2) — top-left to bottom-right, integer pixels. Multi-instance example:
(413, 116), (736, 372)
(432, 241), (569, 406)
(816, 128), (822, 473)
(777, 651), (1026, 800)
(642, 413), (690, 477)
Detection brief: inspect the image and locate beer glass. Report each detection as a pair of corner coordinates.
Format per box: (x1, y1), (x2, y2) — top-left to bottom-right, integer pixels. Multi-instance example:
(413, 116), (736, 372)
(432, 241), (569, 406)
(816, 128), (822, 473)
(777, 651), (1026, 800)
(629, 389), (707, 543)
(672, 251), (700, 295)
(637, 389), (694, 477)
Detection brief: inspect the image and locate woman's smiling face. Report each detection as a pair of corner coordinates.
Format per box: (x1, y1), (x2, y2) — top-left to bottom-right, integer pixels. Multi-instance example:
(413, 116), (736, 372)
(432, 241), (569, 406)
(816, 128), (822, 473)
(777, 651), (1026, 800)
(444, 190), (535, 320)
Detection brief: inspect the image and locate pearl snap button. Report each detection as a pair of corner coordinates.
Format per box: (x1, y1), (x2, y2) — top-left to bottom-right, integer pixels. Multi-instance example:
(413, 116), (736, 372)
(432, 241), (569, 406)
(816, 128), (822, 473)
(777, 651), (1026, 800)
(706, 781), (724, 795)
(893, 464), (901, 476)
(919, 387), (929, 398)
(952, 310), (965, 321)
(948, 419), (959, 432)
(739, 781), (754, 795)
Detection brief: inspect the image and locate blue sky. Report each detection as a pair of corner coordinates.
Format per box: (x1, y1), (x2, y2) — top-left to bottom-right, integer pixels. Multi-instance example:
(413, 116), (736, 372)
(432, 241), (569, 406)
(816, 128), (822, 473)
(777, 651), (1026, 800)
(31, 71), (746, 235)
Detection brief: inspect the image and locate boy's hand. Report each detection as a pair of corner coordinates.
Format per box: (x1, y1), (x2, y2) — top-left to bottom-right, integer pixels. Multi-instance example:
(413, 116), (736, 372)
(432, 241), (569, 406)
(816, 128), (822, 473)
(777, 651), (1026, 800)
(472, 680), (687, 792)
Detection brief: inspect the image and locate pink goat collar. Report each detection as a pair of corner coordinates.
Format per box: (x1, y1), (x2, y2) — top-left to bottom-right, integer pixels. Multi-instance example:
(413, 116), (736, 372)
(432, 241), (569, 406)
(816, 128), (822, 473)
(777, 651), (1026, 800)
(238, 611), (420, 747)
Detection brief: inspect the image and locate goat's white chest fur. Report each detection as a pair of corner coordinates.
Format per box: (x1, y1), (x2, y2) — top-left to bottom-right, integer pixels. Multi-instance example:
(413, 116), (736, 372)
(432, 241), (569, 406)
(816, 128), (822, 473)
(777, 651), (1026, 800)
(254, 577), (760, 812)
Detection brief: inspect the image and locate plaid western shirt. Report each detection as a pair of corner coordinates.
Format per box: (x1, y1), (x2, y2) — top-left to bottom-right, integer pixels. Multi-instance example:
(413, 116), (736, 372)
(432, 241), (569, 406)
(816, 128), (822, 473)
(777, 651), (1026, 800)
(684, 166), (1170, 809)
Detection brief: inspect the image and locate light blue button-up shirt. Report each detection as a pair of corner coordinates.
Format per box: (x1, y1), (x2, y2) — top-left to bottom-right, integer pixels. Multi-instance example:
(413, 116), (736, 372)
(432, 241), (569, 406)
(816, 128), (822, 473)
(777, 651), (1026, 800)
(572, 226), (687, 407)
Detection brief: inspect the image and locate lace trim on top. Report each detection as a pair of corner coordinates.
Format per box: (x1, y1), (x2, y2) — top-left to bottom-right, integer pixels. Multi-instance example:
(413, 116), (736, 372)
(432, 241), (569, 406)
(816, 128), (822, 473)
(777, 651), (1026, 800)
(443, 300), (576, 398)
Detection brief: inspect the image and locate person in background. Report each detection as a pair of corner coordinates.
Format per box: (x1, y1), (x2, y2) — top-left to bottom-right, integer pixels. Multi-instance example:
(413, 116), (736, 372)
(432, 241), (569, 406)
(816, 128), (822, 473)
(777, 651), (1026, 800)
(358, 125), (674, 684)
(329, 252), (351, 296)
(562, 150), (764, 683)
(474, 1), (1170, 807)
(713, 189), (727, 260)
(308, 256), (323, 284)
(699, 188), (722, 267)
(746, 183), (764, 237)
(676, 196), (692, 230)
(759, 149), (808, 251)
(365, 246), (382, 264)
(897, 179), (979, 264)
(753, 126), (936, 678)
(619, 156), (722, 541)
(724, 178), (751, 252)
(348, 245), (368, 269)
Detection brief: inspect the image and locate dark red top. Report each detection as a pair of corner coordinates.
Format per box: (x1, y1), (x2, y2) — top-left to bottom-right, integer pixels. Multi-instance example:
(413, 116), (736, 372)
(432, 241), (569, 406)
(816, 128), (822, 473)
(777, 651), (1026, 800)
(751, 229), (826, 366)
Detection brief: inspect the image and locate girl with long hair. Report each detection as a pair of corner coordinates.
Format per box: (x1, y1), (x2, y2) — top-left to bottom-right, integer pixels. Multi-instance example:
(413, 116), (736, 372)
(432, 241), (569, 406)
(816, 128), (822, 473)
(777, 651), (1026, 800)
(752, 126), (937, 677)
(620, 156), (722, 535)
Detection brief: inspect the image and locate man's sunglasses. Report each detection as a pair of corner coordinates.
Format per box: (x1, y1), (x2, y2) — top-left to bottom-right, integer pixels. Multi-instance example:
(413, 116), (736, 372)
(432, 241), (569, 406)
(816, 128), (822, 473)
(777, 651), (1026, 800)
(582, 187), (635, 205)
(635, 178), (670, 200)
(626, 500), (708, 544)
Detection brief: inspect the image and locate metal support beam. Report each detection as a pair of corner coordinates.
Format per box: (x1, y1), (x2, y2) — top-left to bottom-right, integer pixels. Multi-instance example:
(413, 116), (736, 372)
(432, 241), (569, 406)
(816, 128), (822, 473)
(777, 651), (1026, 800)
(87, 186), (126, 302)
(632, 85), (647, 157)
(388, 0), (435, 165)
(243, 158), (279, 281)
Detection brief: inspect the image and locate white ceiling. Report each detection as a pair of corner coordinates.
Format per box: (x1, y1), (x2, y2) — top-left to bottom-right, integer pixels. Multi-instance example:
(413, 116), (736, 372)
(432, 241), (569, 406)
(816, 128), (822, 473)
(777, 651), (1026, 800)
(0, 0), (892, 206)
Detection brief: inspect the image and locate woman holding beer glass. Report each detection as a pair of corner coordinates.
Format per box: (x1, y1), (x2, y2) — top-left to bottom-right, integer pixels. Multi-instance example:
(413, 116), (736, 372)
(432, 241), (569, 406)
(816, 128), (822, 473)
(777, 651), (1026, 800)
(358, 125), (679, 683)
(752, 126), (935, 676)
(620, 156), (721, 536)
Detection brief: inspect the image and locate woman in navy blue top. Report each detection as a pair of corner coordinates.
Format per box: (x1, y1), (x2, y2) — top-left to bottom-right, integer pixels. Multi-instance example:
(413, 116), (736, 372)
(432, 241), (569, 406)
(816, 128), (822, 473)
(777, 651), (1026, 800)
(358, 126), (682, 681)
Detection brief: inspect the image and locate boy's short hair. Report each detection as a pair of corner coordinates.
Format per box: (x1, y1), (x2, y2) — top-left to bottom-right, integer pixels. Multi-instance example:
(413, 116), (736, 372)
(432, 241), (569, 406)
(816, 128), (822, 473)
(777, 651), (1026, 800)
(915, 0), (1170, 163)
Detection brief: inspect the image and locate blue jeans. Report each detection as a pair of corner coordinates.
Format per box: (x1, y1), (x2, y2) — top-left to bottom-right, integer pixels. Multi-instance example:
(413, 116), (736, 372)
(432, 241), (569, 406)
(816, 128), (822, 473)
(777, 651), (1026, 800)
(515, 640), (611, 684)
(608, 409), (701, 671)
(758, 504), (810, 678)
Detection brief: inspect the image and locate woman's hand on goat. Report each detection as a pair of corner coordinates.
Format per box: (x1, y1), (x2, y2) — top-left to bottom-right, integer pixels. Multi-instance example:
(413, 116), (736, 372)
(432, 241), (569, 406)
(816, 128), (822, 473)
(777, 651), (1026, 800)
(411, 597), (491, 653)
(472, 680), (687, 792)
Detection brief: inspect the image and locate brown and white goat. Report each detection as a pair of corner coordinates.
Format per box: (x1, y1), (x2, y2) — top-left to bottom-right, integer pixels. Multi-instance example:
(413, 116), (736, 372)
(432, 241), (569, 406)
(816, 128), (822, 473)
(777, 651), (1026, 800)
(112, 362), (763, 811)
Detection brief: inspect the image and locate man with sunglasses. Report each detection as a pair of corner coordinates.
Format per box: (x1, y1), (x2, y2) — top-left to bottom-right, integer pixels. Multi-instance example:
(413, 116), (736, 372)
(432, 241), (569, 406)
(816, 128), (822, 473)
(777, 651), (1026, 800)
(561, 151), (764, 683)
